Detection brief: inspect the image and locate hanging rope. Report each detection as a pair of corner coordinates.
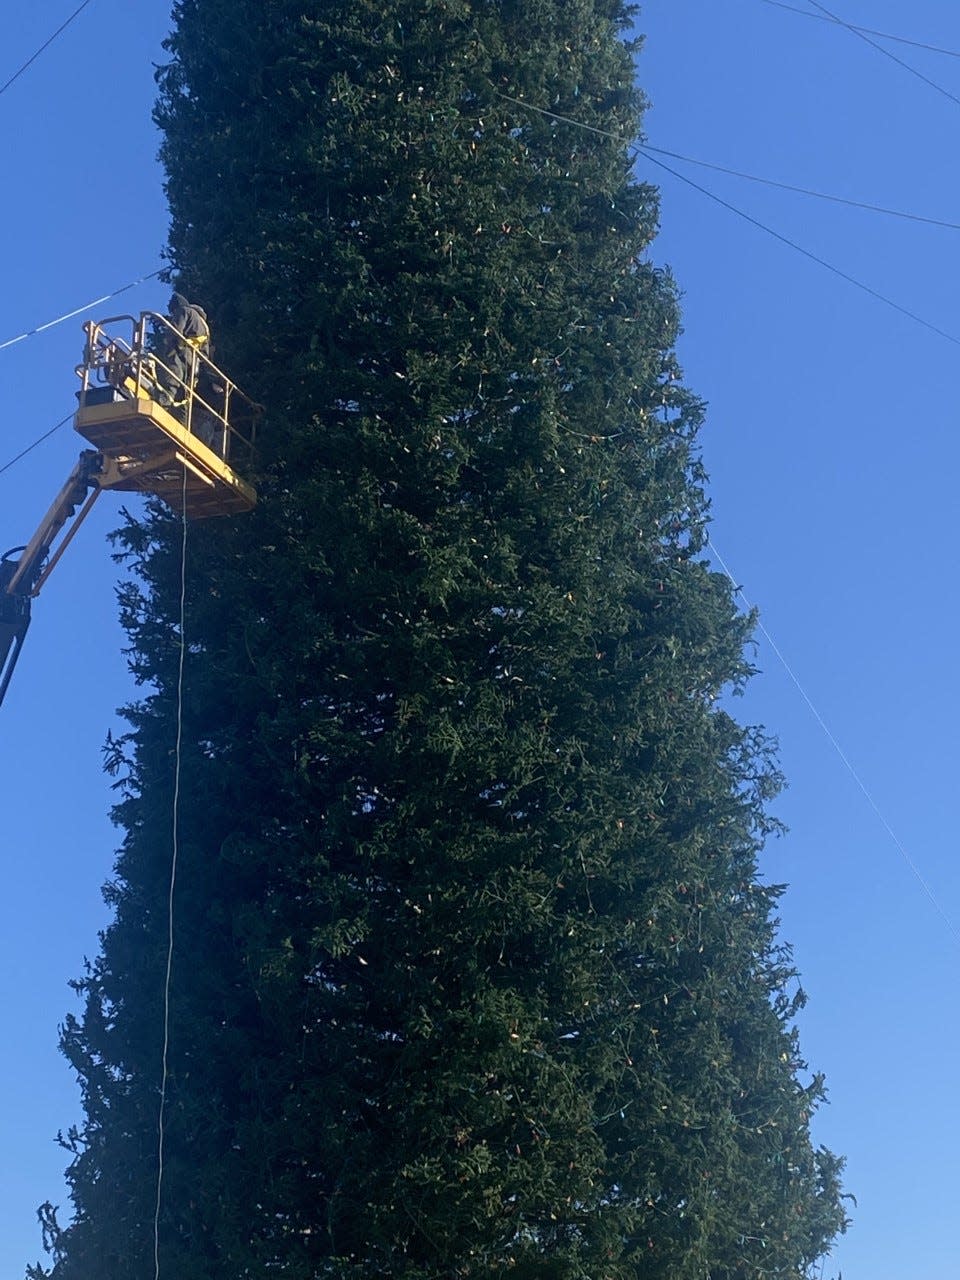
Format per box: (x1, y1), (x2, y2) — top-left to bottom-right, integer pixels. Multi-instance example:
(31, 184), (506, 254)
(153, 465), (189, 1280)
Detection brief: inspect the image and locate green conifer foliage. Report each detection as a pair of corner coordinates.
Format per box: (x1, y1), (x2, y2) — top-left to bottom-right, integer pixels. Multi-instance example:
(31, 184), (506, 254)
(33, 2), (846, 1277)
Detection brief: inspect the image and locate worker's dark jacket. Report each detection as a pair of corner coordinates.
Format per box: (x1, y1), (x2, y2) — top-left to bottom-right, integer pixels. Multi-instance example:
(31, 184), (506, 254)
(170, 299), (210, 347)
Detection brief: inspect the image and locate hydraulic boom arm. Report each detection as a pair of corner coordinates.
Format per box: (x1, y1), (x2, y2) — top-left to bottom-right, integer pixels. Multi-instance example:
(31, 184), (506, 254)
(0, 450), (105, 707)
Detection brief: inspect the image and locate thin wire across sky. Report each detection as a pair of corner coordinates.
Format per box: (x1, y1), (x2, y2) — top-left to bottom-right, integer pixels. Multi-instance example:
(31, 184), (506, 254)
(0, 0), (96, 101)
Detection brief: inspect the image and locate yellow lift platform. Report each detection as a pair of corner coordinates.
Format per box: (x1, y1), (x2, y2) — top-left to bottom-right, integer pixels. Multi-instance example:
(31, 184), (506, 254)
(0, 310), (260, 705)
(76, 311), (258, 518)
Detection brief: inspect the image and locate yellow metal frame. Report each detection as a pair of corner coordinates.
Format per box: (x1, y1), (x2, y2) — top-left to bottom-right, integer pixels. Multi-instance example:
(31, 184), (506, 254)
(74, 312), (259, 519)
(5, 452), (104, 598)
(76, 395), (256, 517)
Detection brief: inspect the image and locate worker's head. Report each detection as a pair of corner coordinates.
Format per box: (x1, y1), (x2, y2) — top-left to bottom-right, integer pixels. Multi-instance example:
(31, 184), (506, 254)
(170, 292), (188, 313)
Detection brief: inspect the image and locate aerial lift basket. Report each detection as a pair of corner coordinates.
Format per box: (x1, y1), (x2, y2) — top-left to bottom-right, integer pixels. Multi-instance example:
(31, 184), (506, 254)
(75, 311), (258, 518)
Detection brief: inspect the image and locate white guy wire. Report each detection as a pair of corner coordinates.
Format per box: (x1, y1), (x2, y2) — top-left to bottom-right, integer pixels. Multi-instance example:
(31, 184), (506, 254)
(708, 538), (960, 944)
(493, 92), (960, 350)
(0, 270), (162, 353)
(762, 0), (960, 58)
(803, 0), (960, 112)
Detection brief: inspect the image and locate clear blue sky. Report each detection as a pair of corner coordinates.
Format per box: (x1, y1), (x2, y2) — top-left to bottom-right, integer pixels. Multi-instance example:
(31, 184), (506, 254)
(2, 2), (958, 1277)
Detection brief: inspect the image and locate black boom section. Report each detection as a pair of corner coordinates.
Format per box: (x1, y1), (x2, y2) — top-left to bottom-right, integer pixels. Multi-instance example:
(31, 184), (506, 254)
(0, 556), (31, 708)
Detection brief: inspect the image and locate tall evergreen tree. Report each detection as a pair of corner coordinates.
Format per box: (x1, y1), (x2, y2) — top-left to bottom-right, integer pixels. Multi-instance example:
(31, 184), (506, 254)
(32, 2), (846, 1277)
